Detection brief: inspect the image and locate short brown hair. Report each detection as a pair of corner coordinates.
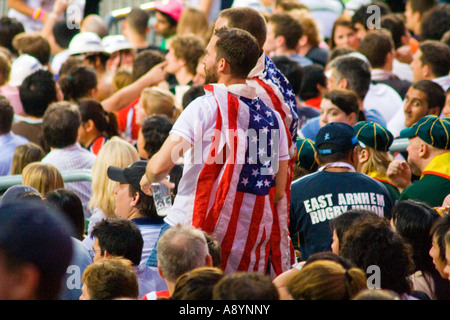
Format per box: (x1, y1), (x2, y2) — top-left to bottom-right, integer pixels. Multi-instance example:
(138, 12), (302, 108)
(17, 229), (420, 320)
(268, 12), (304, 50)
(12, 32), (51, 65)
(218, 7), (267, 52)
(170, 34), (205, 75)
(419, 40), (450, 78)
(358, 29), (394, 68)
(214, 28), (260, 79)
(82, 257), (139, 300)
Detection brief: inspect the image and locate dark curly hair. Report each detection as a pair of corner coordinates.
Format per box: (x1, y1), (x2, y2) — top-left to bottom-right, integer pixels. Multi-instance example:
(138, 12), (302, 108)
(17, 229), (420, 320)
(340, 216), (414, 295)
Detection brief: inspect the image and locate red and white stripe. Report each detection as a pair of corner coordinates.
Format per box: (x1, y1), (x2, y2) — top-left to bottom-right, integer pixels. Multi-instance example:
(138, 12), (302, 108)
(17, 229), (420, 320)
(183, 84), (279, 274)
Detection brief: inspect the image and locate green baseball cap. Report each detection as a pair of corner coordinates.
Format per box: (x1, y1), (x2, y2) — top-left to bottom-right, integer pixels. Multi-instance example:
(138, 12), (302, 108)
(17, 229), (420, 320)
(400, 115), (450, 150)
(296, 138), (318, 171)
(354, 121), (394, 152)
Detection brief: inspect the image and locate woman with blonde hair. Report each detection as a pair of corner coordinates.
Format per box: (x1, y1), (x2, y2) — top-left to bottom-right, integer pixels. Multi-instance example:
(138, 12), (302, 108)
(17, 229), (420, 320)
(22, 162), (64, 196)
(287, 259), (367, 300)
(176, 6), (211, 44)
(10, 142), (45, 175)
(135, 86), (177, 126)
(354, 121), (400, 201)
(83, 136), (140, 248)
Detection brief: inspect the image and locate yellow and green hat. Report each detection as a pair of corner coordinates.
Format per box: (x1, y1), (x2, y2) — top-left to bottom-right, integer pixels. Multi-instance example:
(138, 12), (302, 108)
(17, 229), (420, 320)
(400, 115), (450, 150)
(296, 138), (318, 171)
(354, 121), (394, 152)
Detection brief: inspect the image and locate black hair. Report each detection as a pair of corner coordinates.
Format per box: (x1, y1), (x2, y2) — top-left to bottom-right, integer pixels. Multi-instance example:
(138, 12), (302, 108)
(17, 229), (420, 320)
(91, 217), (144, 266)
(52, 19), (80, 49)
(45, 188), (85, 241)
(0, 95), (14, 134)
(0, 17), (24, 56)
(299, 63), (326, 101)
(19, 69), (58, 117)
(140, 115), (173, 159)
(78, 99), (119, 138)
(58, 65), (97, 102)
(411, 80), (445, 113)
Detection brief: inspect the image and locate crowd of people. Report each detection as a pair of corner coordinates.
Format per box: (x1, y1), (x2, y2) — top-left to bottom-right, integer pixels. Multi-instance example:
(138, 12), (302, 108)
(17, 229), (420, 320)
(0, 0), (449, 302)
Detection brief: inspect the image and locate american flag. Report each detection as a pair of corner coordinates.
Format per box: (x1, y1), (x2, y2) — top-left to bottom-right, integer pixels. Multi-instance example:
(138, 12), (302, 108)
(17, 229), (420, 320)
(188, 84), (285, 274)
(247, 54), (300, 275)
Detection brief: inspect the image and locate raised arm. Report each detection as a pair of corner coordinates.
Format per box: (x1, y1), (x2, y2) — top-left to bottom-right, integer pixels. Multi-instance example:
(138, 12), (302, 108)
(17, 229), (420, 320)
(102, 61), (168, 112)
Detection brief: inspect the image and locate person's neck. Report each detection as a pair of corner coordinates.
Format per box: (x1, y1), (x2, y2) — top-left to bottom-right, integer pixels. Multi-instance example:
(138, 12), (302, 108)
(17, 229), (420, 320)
(320, 161), (356, 172)
(84, 132), (102, 149)
(125, 32), (149, 49)
(297, 43), (312, 57)
(275, 47), (296, 56)
(219, 75), (248, 87)
(128, 210), (144, 220)
(175, 68), (194, 86)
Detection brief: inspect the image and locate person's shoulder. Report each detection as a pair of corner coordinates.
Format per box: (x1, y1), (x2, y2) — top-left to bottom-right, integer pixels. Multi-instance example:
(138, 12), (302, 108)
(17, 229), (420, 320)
(291, 171), (321, 188)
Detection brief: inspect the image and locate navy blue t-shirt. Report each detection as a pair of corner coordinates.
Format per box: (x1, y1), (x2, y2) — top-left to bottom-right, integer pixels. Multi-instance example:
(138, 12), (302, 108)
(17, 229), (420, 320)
(289, 170), (393, 260)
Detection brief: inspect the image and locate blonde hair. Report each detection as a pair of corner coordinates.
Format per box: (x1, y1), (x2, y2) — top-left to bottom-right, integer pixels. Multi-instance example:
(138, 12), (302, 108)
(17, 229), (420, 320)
(140, 86), (177, 122)
(176, 6), (211, 43)
(290, 9), (322, 47)
(11, 142), (45, 175)
(112, 66), (133, 92)
(287, 260), (367, 300)
(89, 136), (140, 217)
(357, 145), (394, 177)
(22, 162), (64, 195)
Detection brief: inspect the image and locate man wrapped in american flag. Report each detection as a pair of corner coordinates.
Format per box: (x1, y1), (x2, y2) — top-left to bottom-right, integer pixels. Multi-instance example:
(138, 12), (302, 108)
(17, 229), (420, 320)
(140, 27), (289, 275)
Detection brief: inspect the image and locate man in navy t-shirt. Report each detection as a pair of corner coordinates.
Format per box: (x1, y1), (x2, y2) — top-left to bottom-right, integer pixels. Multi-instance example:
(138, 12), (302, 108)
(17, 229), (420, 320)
(289, 122), (393, 261)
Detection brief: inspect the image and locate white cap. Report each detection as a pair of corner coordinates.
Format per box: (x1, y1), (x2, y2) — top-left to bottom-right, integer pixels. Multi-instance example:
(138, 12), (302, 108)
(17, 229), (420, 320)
(102, 35), (134, 54)
(8, 54), (43, 87)
(68, 32), (107, 56)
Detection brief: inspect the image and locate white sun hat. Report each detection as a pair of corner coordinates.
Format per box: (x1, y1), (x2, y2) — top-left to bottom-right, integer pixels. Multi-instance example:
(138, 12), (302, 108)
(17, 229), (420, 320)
(68, 32), (108, 56)
(102, 35), (134, 54)
(8, 54), (43, 87)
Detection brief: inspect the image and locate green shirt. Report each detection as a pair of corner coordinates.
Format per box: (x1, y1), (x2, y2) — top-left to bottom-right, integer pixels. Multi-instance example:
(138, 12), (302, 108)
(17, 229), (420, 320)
(399, 174), (450, 207)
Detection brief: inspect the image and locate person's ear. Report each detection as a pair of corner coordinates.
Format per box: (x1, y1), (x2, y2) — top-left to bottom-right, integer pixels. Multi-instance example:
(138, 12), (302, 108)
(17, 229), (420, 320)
(418, 141), (429, 158)
(337, 77), (348, 89)
(217, 57), (226, 73)
(131, 191), (140, 207)
(358, 148), (370, 164)
(84, 119), (95, 133)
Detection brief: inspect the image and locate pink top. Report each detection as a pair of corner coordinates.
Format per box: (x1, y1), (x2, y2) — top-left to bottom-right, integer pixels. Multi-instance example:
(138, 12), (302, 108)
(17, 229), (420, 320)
(0, 85), (24, 116)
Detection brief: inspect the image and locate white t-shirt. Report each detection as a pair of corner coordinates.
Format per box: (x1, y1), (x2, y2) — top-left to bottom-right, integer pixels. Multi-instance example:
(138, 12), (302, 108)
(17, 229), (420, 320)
(364, 82), (404, 125)
(164, 84), (289, 227)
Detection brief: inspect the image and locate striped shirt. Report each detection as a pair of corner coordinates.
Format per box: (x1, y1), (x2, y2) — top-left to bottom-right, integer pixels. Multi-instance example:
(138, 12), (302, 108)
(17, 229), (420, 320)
(42, 143), (97, 219)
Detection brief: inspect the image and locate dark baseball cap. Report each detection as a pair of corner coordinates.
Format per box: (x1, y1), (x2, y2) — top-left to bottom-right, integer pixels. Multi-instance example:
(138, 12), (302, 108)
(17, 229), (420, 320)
(0, 200), (74, 277)
(354, 121), (394, 152)
(400, 115), (450, 150)
(107, 160), (148, 193)
(0, 185), (41, 207)
(316, 122), (365, 154)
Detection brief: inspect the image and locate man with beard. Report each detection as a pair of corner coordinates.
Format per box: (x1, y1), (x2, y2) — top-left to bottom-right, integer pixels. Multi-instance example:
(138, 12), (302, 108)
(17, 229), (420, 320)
(387, 115), (450, 207)
(140, 27), (290, 275)
(214, 7), (300, 274)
